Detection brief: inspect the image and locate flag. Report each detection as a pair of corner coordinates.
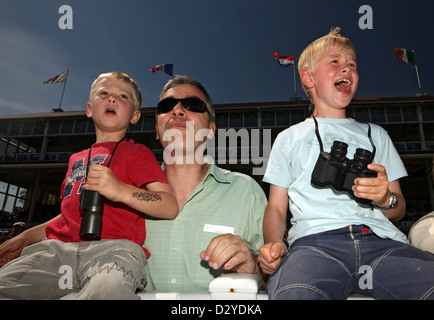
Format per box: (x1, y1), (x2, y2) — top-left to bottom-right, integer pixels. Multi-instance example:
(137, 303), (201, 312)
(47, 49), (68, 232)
(394, 48), (416, 65)
(274, 52), (295, 68)
(43, 70), (69, 84)
(150, 63), (174, 76)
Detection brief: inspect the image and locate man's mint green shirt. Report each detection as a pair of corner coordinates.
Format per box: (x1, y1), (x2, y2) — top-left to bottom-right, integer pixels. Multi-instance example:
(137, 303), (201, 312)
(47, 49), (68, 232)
(143, 157), (267, 292)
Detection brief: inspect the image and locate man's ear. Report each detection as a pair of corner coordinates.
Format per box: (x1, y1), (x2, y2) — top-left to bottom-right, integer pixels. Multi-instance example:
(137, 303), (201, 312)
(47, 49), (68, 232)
(207, 121), (216, 139)
(300, 68), (315, 89)
(155, 123), (160, 141)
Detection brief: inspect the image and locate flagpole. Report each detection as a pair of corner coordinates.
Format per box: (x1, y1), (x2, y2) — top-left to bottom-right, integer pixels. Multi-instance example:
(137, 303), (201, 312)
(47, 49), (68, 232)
(292, 58), (298, 101)
(410, 50), (422, 95)
(58, 69), (69, 110)
(414, 64), (422, 95)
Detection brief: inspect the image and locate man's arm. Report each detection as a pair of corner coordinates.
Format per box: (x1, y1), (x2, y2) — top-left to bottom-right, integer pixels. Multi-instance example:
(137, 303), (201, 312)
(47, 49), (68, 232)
(199, 179), (268, 284)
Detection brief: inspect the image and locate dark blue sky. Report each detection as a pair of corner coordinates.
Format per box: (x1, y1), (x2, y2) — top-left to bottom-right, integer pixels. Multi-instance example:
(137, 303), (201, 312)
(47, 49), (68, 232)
(0, 0), (432, 116)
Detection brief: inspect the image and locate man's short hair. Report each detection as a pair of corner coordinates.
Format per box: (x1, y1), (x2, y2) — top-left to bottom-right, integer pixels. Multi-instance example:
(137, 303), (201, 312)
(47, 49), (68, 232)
(159, 75), (215, 122)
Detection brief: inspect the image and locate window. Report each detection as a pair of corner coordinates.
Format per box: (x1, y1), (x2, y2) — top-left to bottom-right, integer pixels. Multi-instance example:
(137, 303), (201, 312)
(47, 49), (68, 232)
(33, 120), (45, 135)
(61, 120), (74, 134)
(386, 106), (402, 122)
(261, 110), (275, 127)
(276, 109), (290, 127)
(422, 104), (434, 121)
(73, 119), (87, 133)
(354, 107), (370, 122)
(402, 105), (419, 121)
(0, 121), (9, 135)
(291, 108), (307, 125)
(216, 112), (229, 129)
(229, 112), (243, 128)
(8, 121), (20, 135)
(244, 111), (258, 127)
(371, 106), (386, 122)
(21, 121), (34, 135)
(143, 114), (156, 131)
(0, 181), (27, 213)
(46, 193), (57, 206)
(48, 120), (61, 134)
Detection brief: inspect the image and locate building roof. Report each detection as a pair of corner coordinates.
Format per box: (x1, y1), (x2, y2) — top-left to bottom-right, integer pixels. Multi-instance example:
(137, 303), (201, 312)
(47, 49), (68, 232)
(1, 96), (433, 120)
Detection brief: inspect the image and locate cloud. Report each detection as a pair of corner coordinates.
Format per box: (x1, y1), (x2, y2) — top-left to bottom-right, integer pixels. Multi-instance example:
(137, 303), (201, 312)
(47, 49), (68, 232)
(0, 98), (42, 115)
(0, 24), (70, 116)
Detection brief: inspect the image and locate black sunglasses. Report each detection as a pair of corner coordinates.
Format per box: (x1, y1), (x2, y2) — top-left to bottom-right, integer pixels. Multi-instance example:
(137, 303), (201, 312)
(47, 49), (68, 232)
(157, 97), (209, 115)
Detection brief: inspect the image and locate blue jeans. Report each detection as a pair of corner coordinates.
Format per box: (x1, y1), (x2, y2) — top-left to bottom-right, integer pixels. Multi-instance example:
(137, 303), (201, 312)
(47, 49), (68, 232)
(267, 225), (434, 300)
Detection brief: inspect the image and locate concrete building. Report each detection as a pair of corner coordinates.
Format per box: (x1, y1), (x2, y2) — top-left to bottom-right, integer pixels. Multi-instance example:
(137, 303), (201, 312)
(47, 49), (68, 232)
(1, 96), (433, 233)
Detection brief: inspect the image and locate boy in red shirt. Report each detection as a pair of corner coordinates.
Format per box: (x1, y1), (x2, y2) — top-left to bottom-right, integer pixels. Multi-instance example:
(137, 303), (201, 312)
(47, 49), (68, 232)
(0, 72), (178, 299)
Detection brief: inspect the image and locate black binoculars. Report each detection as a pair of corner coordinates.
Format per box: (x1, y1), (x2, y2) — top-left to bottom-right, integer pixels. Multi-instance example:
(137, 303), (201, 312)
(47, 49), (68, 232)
(79, 190), (104, 239)
(311, 141), (377, 205)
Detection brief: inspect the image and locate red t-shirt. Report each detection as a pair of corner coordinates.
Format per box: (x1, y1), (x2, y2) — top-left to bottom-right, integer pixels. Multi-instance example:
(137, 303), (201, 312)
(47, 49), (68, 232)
(45, 140), (167, 257)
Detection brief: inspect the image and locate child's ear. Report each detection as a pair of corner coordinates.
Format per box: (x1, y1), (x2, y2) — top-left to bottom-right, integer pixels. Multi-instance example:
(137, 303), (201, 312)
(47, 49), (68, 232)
(86, 102), (92, 118)
(300, 68), (315, 89)
(130, 110), (141, 124)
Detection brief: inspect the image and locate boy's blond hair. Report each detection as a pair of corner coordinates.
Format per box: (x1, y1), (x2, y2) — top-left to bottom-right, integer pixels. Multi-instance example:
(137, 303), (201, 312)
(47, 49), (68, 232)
(298, 27), (356, 102)
(89, 71), (142, 110)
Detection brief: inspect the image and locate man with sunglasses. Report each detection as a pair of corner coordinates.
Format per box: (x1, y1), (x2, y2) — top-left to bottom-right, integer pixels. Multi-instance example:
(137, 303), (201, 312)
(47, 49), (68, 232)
(143, 75), (267, 292)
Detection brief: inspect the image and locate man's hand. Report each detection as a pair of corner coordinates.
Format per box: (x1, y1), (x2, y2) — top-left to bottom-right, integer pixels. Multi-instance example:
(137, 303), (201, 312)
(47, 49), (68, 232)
(200, 234), (258, 274)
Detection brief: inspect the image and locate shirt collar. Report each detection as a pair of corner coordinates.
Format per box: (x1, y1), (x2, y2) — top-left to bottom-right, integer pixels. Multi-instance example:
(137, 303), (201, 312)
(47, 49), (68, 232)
(202, 155), (231, 184)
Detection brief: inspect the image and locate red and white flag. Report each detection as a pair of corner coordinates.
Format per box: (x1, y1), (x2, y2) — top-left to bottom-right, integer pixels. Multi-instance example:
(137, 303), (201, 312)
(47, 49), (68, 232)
(274, 52), (295, 68)
(150, 63), (173, 76)
(43, 70), (69, 84)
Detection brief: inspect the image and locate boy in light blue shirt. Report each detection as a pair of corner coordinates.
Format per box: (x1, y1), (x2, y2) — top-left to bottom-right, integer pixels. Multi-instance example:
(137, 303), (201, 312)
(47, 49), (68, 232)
(259, 27), (434, 300)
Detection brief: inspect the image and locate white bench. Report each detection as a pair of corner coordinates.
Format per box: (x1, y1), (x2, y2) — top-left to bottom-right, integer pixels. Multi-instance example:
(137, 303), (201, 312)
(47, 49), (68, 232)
(61, 273), (372, 300)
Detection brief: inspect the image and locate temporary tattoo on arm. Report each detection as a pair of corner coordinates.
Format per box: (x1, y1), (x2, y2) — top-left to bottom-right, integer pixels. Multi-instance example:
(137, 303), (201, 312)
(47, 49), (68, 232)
(132, 192), (162, 202)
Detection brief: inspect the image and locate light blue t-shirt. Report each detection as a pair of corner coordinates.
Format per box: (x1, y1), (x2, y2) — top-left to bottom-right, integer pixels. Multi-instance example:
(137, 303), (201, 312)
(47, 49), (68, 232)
(263, 118), (408, 245)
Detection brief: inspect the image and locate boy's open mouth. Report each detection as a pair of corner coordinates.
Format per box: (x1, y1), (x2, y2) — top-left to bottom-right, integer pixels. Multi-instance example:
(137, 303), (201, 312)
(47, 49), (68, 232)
(334, 78), (352, 93)
(334, 78), (351, 87)
(106, 108), (116, 114)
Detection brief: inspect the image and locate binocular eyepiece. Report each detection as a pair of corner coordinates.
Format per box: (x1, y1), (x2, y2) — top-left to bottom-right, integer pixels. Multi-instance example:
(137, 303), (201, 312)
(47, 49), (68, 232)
(79, 190), (104, 239)
(311, 141), (377, 205)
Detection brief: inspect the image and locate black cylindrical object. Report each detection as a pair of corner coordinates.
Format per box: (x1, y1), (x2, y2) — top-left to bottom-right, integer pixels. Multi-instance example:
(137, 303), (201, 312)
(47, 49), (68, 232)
(79, 190), (104, 239)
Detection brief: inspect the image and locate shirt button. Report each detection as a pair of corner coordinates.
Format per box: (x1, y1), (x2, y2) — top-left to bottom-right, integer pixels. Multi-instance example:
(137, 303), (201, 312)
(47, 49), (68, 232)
(171, 278), (176, 284)
(173, 246), (178, 251)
